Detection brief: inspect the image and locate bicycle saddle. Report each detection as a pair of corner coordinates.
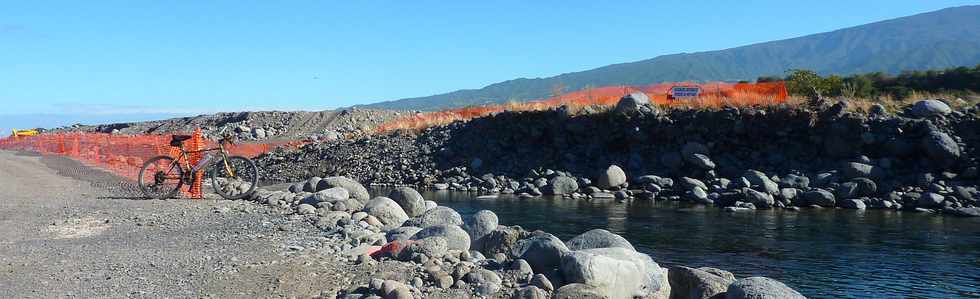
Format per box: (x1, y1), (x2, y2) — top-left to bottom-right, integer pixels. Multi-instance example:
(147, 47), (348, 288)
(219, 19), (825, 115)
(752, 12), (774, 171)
(170, 135), (192, 146)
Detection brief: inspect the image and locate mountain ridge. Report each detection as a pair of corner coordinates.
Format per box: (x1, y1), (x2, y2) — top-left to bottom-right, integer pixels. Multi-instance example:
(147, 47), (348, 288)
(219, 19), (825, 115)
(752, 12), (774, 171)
(360, 5), (980, 111)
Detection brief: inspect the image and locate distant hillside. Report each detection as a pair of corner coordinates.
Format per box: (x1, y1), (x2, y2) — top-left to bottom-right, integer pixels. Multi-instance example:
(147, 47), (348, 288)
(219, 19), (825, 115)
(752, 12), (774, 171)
(361, 5), (980, 111)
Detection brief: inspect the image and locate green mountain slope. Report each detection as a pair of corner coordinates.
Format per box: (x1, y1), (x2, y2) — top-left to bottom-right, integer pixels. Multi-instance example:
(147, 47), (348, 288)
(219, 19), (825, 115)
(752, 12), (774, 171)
(361, 5), (980, 111)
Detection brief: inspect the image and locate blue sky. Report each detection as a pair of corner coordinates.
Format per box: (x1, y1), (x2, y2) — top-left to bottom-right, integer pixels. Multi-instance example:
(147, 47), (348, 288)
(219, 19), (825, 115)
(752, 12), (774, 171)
(1, 1), (977, 131)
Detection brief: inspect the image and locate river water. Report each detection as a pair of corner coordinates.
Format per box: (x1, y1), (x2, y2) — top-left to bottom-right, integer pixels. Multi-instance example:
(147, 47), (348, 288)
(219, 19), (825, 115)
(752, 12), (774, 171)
(411, 190), (980, 298)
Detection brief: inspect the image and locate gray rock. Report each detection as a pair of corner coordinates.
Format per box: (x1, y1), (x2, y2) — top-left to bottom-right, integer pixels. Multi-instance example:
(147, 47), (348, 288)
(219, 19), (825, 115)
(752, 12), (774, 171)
(363, 197), (409, 230)
(743, 170), (779, 195)
(414, 206), (464, 227)
(744, 188), (775, 209)
(510, 258), (534, 281)
(565, 229), (635, 251)
(555, 283), (610, 299)
(464, 210), (498, 249)
(597, 165), (627, 189)
(513, 286), (549, 299)
(381, 280), (412, 299)
(841, 162), (879, 179)
(398, 236), (448, 260)
(313, 187), (350, 202)
(560, 247), (666, 299)
(412, 224), (470, 251)
(547, 176), (580, 195)
(481, 227), (522, 256)
(687, 153), (716, 170)
(303, 177), (321, 192)
(669, 266), (735, 299)
(690, 187), (710, 203)
(780, 174), (810, 189)
(679, 177), (708, 191)
(387, 187), (426, 217)
(464, 268), (502, 295)
(511, 232), (570, 274)
(317, 176), (370, 203)
(296, 203), (316, 215)
(424, 200), (437, 211)
(725, 277), (805, 299)
(803, 190), (836, 207)
(613, 92), (652, 115)
(917, 192), (945, 208)
(530, 273), (555, 292)
(921, 130), (961, 167)
(911, 99), (952, 117)
(840, 198), (867, 210)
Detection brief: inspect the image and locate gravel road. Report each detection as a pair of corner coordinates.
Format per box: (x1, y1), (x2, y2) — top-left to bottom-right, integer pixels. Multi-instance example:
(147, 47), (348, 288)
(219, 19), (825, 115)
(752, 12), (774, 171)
(0, 150), (390, 298)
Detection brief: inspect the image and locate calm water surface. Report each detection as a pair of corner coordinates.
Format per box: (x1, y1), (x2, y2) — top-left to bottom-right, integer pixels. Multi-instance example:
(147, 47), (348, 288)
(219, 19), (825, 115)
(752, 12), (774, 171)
(396, 190), (980, 298)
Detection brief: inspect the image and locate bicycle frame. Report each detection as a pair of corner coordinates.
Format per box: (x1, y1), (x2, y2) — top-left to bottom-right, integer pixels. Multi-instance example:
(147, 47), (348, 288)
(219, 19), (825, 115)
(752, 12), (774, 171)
(164, 141), (237, 180)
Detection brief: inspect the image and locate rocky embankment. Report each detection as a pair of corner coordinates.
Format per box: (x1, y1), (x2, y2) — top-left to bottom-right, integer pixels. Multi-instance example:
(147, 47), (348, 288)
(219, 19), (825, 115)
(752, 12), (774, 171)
(258, 96), (980, 217)
(241, 176), (806, 299)
(50, 108), (404, 142)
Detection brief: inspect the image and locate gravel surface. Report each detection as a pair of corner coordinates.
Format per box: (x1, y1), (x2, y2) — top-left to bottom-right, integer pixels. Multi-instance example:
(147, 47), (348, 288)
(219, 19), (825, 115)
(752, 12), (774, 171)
(0, 150), (389, 298)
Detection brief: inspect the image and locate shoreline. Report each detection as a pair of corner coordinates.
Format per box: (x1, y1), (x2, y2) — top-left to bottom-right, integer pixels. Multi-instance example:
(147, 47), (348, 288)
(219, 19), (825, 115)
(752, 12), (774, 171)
(246, 176), (808, 298)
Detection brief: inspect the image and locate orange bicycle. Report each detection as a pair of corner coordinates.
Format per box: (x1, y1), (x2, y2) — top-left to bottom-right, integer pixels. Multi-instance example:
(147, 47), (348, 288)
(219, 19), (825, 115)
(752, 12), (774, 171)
(137, 134), (258, 199)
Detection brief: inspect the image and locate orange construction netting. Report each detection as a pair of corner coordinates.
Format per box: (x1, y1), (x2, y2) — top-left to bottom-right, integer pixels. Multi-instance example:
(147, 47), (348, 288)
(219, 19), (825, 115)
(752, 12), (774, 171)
(0, 129), (304, 198)
(377, 81), (788, 132)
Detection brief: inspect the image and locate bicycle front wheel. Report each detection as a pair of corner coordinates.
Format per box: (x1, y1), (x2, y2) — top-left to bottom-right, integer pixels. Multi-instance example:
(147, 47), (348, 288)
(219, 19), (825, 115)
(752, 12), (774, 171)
(138, 155), (185, 199)
(210, 155), (258, 200)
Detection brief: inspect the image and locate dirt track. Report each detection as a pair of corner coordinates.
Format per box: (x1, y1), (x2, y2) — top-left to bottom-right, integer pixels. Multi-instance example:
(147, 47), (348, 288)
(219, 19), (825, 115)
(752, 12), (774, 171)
(0, 150), (381, 298)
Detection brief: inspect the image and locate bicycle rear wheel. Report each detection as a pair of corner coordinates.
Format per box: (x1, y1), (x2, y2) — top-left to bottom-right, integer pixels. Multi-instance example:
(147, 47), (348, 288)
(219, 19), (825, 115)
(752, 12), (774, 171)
(138, 155), (185, 199)
(210, 155), (258, 200)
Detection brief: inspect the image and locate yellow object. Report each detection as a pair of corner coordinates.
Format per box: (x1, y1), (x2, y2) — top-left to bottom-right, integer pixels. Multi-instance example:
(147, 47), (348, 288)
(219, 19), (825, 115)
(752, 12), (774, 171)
(11, 129), (39, 137)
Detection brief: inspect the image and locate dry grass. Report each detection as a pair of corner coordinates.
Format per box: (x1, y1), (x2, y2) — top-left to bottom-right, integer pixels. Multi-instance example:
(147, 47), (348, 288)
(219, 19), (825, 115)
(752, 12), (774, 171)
(375, 82), (791, 133)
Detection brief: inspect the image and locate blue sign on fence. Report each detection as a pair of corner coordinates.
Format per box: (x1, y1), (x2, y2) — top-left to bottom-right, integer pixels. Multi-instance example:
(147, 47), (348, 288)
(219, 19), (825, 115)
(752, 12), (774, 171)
(671, 86), (701, 98)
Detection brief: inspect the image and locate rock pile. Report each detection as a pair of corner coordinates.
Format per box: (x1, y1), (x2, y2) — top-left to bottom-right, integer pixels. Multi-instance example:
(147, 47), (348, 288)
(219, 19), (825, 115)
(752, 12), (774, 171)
(256, 97), (980, 217)
(50, 108), (404, 141)
(246, 178), (806, 298)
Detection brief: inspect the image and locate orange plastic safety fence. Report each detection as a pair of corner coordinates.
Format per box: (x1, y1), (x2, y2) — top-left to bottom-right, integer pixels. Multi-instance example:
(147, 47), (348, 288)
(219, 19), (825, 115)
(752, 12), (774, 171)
(0, 130), (304, 199)
(376, 81), (788, 132)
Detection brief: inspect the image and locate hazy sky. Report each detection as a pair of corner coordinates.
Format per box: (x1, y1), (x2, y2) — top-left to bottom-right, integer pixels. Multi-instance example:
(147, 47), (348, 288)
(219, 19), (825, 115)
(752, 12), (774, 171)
(1, 1), (977, 130)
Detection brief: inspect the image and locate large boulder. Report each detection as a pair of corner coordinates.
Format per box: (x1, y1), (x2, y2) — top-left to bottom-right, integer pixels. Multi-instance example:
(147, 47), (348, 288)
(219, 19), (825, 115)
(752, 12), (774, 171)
(547, 176), (580, 195)
(387, 187), (426, 217)
(725, 277), (805, 299)
(413, 206), (464, 227)
(742, 170), (779, 195)
(917, 192), (945, 208)
(565, 229), (635, 251)
(511, 232), (570, 274)
(398, 236), (448, 260)
(464, 210), (498, 249)
(669, 266), (735, 299)
(910, 99), (952, 118)
(597, 165), (627, 189)
(921, 130), (961, 168)
(313, 187), (349, 202)
(613, 92), (653, 115)
(363, 196), (409, 230)
(744, 188), (775, 209)
(803, 190), (836, 207)
(481, 226), (523, 256)
(411, 224), (470, 251)
(303, 177), (321, 193)
(560, 247), (667, 299)
(316, 176), (370, 203)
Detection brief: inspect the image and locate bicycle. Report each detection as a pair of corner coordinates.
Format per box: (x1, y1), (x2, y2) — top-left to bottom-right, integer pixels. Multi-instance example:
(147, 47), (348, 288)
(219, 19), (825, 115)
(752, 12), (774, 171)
(138, 134), (258, 199)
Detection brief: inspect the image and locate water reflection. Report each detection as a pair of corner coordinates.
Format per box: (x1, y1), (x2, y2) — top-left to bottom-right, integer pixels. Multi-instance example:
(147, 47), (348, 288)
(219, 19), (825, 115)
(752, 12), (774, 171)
(381, 189), (980, 298)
